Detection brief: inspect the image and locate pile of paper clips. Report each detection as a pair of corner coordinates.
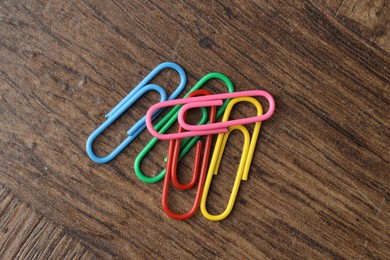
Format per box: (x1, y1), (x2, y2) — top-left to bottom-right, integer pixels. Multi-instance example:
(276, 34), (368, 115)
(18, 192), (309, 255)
(86, 62), (275, 221)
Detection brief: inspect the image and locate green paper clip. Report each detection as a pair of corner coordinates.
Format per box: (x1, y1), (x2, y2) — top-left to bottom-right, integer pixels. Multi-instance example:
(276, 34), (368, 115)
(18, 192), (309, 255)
(134, 72), (235, 183)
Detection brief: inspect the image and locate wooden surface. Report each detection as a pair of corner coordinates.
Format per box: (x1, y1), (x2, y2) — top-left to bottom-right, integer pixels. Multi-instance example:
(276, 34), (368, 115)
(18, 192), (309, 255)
(0, 0), (389, 259)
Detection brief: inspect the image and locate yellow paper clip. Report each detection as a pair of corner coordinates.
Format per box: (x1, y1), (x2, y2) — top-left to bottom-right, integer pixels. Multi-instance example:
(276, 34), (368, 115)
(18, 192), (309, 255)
(200, 97), (263, 221)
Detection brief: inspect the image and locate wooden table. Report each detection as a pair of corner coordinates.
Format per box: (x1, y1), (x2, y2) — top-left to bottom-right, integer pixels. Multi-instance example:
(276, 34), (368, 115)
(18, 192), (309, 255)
(0, 0), (388, 258)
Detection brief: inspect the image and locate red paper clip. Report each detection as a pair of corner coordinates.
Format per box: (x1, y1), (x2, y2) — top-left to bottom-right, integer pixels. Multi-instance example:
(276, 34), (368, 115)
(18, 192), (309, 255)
(162, 89), (216, 220)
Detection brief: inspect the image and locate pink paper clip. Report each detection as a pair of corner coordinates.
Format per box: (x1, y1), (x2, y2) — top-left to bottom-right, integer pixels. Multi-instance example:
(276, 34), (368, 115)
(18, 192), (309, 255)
(145, 90), (275, 140)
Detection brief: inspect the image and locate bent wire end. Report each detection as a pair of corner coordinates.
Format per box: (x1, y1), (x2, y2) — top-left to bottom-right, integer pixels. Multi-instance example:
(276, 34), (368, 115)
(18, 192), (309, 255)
(106, 62), (186, 119)
(162, 141), (198, 220)
(86, 84), (167, 163)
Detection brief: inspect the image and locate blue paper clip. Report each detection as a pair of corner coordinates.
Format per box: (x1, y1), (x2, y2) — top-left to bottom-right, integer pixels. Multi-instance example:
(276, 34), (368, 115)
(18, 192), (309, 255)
(86, 62), (186, 163)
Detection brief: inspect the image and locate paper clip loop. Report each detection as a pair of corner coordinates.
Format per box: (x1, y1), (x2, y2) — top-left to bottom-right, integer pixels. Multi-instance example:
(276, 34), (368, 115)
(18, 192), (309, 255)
(200, 97), (263, 221)
(134, 73), (234, 183)
(86, 62), (186, 163)
(146, 90), (274, 140)
(162, 89), (216, 220)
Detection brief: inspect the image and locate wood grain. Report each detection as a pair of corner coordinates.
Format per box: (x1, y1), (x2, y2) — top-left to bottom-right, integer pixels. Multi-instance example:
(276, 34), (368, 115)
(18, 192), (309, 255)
(320, 0), (389, 52)
(0, 185), (101, 259)
(0, 0), (389, 259)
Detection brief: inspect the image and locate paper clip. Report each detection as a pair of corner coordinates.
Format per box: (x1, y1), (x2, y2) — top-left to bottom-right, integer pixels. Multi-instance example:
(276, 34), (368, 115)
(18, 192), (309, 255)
(162, 89), (216, 220)
(167, 90), (215, 189)
(145, 90), (275, 140)
(200, 97), (263, 221)
(86, 62), (186, 163)
(134, 73), (234, 183)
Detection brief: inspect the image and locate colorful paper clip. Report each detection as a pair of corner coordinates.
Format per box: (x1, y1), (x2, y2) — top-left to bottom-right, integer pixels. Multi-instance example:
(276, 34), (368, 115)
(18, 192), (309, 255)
(134, 73), (234, 183)
(162, 89), (216, 220)
(86, 62), (186, 163)
(200, 97), (263, 221)
(145, 90), (275, 140)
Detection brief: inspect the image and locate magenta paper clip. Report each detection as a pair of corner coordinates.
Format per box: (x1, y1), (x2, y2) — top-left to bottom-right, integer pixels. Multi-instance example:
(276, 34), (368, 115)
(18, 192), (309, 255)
(146, 90), (275, 140)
